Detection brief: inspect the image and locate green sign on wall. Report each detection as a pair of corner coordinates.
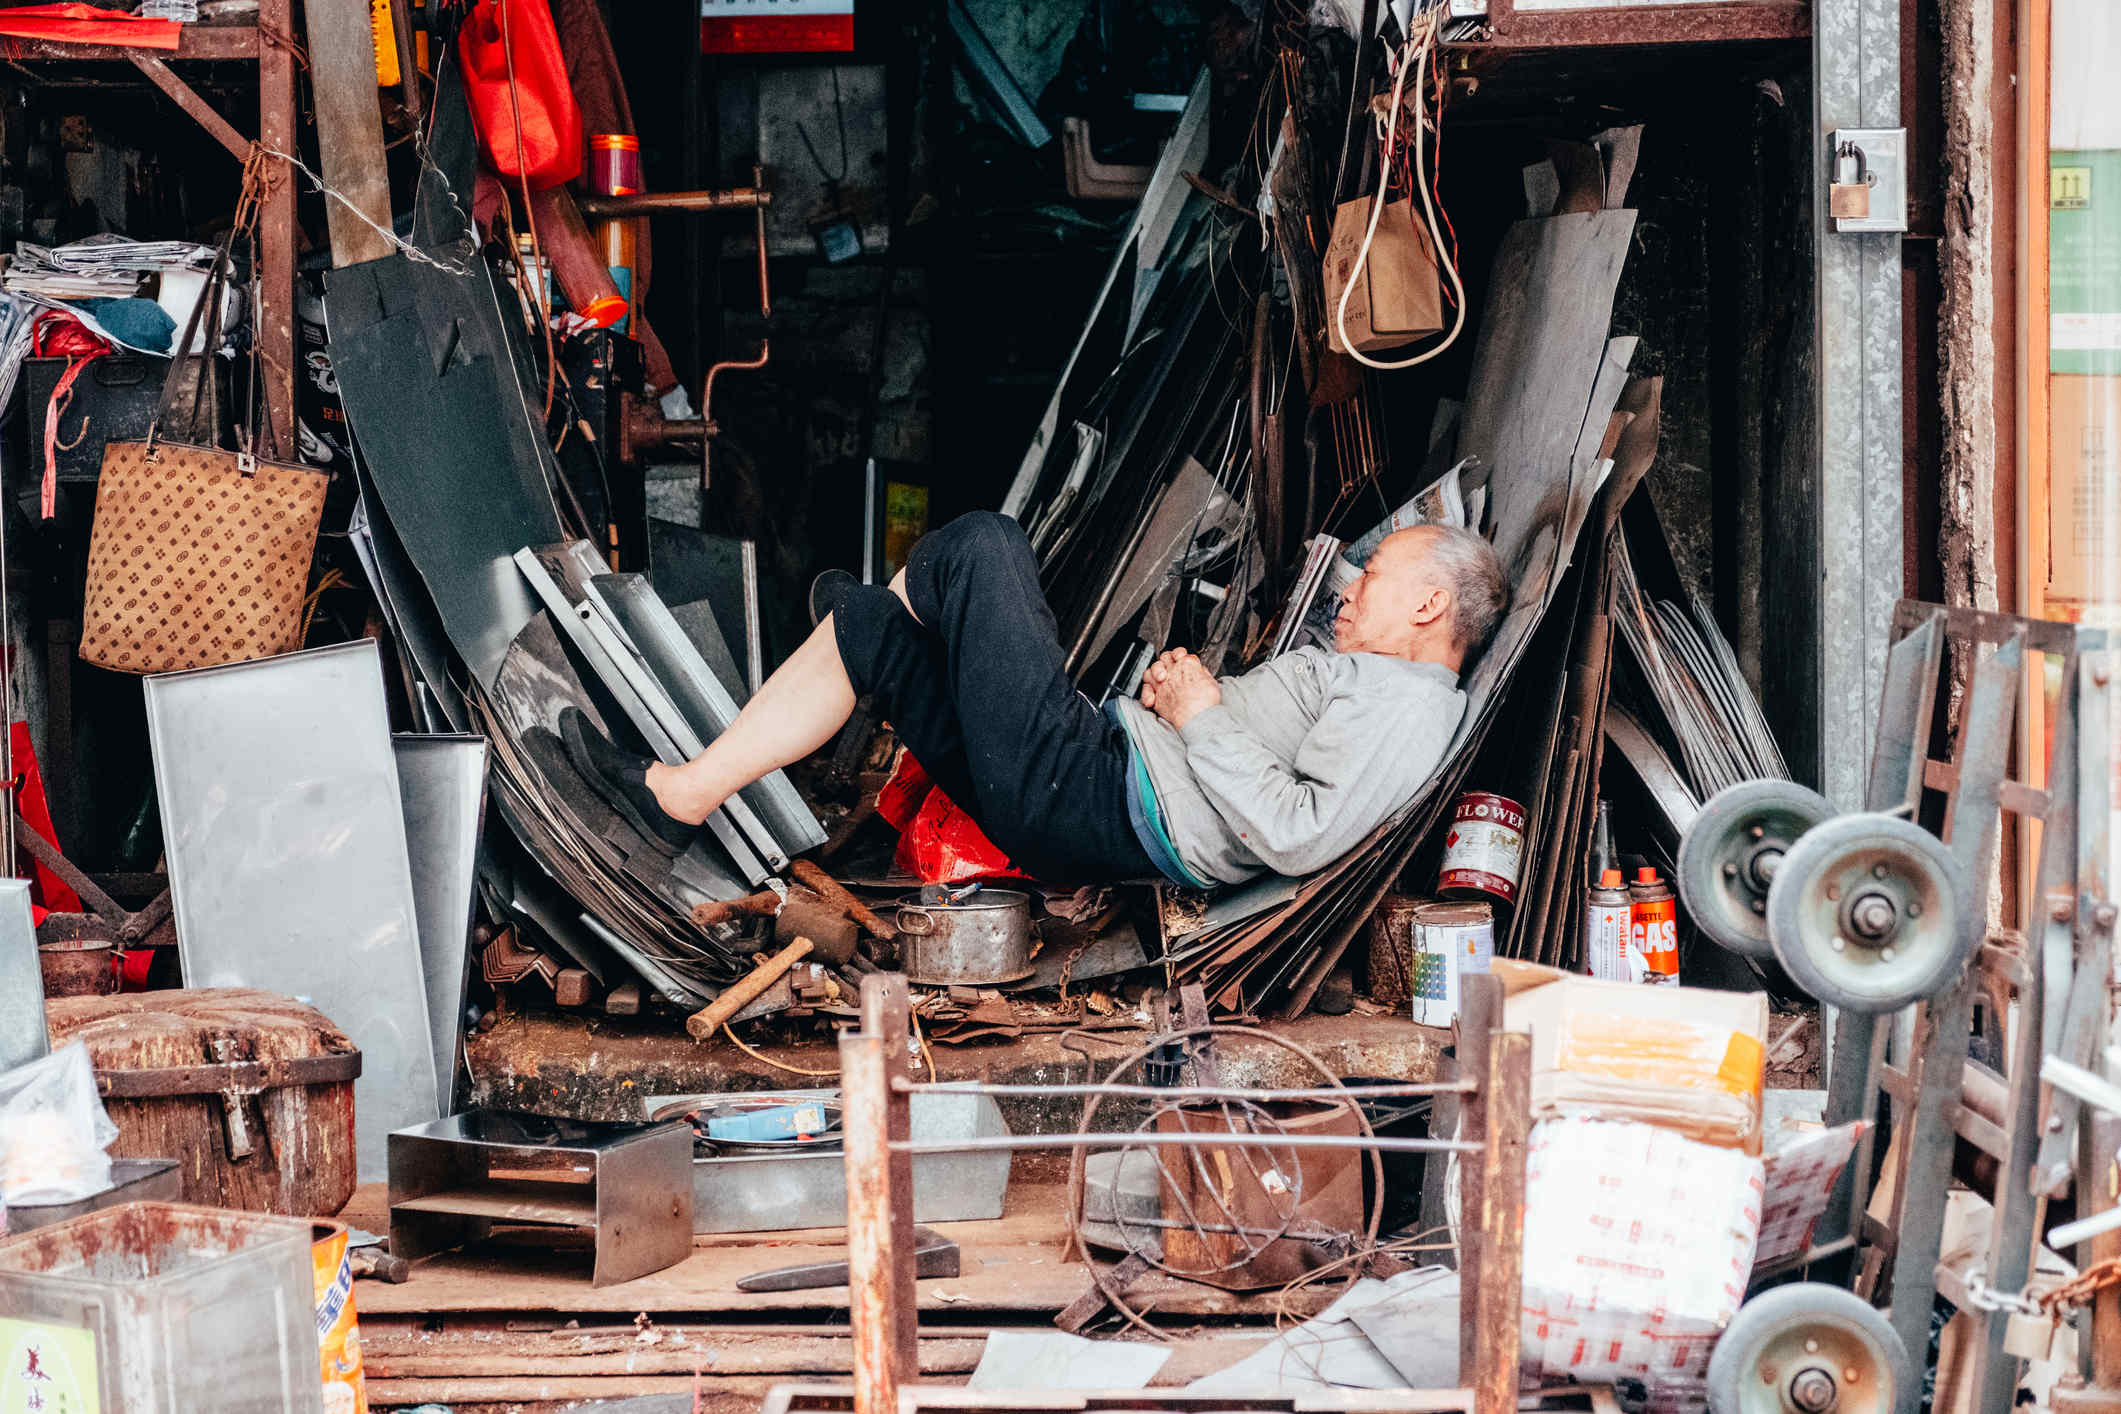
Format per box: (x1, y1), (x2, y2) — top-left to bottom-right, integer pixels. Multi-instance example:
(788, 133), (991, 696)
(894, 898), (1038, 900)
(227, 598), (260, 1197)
(2053, 149), (2121, 374)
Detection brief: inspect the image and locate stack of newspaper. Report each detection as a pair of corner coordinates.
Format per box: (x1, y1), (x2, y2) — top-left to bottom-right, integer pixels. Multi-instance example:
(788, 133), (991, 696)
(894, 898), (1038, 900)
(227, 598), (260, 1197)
(3, 235), (215, 302)
(1275, 455), (1490, 653)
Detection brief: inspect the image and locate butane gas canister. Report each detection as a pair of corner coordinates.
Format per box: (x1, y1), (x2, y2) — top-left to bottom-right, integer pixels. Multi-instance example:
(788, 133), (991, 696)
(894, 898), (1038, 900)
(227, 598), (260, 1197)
(1629, 866), (1679, 984)
(1584, 868), (1633, 981)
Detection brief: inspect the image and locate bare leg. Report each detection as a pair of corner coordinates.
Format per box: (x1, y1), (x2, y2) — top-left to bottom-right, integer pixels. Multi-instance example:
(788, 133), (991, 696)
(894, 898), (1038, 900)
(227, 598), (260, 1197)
(644, 612), (859, 824)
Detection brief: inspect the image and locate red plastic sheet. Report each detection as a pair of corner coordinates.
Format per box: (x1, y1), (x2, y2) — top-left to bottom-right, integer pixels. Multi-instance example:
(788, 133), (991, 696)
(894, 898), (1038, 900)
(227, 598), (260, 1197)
(0, 5), (181, 50)
(875, 751), (1028, 886)
(11, 721), (81, 915)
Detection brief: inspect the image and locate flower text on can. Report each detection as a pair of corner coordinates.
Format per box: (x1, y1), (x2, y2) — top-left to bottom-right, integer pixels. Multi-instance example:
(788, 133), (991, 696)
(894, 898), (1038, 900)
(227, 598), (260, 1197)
(1409, 900), (1493, 1028)
(1438, 791), (1526, 904)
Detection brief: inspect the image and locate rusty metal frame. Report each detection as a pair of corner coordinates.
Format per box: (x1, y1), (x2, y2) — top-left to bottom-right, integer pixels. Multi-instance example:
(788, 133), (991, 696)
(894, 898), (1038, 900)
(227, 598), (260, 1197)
(7, 17), (295, 461)
(831, 972), (1531, 1414)
(94, 1051), (362, 1099)
(1469, 0), (1808, 49)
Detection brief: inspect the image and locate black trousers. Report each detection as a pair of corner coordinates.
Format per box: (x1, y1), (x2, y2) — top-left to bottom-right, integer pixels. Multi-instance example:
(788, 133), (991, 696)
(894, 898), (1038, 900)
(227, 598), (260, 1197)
(832, 512), (1157, 884)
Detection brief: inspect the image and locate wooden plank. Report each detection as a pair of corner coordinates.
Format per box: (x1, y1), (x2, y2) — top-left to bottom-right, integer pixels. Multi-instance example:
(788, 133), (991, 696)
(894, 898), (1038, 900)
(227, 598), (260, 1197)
(129, 55), (250, 159)
(300, 0), (394, 266)
(255, 0), (296, 452)
(394, 1178), (598, 1227)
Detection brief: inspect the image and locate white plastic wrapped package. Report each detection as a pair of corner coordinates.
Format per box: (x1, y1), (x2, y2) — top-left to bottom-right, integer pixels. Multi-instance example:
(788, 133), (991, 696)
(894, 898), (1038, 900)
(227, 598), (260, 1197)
(0, 1041), (119, 1206)
(1520, 1117), (1764, 1413)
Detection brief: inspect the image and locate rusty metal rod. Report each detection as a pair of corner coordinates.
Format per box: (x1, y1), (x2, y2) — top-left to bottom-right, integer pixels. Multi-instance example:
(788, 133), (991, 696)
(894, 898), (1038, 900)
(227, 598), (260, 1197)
(578, 188), (772, 217)
(895, 1079), (1475, 1101)
(888, 1133), (1480, 1155)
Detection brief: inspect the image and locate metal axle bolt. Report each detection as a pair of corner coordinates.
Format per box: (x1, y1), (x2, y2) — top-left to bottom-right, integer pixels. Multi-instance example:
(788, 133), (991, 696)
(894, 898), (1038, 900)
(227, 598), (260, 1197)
(1789, 1367), (1840, 1413)
(1849, 892), (1898, 939)
(2096, 903), (2117, 931)
(2052, 899), (2075, 924)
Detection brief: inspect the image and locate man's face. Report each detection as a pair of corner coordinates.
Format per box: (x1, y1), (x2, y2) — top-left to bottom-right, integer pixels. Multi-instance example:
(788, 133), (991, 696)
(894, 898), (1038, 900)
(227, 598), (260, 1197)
(1334, 527), (1449, 657)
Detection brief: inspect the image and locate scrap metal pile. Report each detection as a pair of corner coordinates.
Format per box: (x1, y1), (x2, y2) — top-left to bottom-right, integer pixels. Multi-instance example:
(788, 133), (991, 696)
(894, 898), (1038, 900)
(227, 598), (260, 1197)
(1000, 11), (1712, 1010)
(328, 65), (821, 1008)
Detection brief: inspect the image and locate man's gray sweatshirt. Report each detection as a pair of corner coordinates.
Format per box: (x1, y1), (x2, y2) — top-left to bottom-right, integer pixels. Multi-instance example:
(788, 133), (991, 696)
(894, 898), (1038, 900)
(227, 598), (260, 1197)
(1109, 647), (1467, 886)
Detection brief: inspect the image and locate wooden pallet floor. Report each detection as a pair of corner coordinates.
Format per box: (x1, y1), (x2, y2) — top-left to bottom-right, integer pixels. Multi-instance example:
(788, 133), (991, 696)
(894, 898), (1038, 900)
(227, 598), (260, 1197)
(341, 1182), (1311, 1409)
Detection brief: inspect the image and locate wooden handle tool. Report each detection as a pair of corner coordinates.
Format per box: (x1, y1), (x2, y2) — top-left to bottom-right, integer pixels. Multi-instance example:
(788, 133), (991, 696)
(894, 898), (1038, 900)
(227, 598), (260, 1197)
(685, 937), (814, 1041)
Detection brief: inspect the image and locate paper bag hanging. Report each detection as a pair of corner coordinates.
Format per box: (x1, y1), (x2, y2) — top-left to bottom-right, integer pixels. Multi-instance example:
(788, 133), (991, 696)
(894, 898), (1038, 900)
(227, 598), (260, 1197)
(78, 247), (328, 675)
(1323, 196), (1444, 355)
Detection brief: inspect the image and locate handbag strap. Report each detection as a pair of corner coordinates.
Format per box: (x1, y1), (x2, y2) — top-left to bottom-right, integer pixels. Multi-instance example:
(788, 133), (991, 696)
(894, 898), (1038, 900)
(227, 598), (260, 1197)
(147, 148), (273, 464)
(143, 242), (233, 459)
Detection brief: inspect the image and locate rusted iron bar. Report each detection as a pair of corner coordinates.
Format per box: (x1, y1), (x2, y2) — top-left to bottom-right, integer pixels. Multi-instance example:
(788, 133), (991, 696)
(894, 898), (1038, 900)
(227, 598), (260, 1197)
(94, 1051), (361, 1097)
(5, 26), (261, 61)
(842, 975), (918, 1414)
(1474, 0), (1807, 49)
(255, 0), (296, 451)
(129, 54), (250, 159)
(790, 860), (895, 941)
(897, 1078), (1475, 1101)
(890, 1132), (1478, 1155)
(579, 187), (773, 217)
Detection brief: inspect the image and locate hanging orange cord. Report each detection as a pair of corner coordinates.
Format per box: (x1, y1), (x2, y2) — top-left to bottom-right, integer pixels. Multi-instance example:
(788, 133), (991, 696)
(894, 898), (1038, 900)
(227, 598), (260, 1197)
(494, 0), (558, 422)
(32, 309), (111, 520)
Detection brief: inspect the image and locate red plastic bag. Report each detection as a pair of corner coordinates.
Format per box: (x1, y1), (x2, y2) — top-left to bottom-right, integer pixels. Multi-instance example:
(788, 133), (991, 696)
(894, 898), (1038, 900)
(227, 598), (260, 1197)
(457, 0), (583, 190)
(875, 752), (1029, 886)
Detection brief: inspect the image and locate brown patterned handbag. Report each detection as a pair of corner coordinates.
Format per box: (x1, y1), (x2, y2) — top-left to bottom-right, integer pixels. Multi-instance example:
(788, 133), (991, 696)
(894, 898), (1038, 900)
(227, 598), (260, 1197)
(78, 240), (329, 674)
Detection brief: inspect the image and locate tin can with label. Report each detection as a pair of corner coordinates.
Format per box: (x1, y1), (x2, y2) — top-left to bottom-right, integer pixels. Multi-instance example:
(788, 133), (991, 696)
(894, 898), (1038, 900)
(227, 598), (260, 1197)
(1409, 900), (1494, 1027)
(1438, 791), (1526, 905)
(1584, 868), (1633, 981)
(1628, 867), (1679, 984)
(312, 1220), (368, 1413)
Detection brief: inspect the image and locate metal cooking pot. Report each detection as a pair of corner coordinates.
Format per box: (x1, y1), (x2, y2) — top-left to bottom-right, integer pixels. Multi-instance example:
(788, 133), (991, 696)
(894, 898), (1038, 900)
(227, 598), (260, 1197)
(894, 888), (1035, 986)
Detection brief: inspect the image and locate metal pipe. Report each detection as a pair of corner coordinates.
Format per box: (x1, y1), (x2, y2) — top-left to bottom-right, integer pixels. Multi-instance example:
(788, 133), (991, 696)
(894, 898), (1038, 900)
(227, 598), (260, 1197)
(578, 187), (772, 217)
(894, 1079), (1476, 1101)
(888, 1133), (1480, 1155)
(2042, 1055), (2121, 1117)
(2046, 1202), (2121, 1252)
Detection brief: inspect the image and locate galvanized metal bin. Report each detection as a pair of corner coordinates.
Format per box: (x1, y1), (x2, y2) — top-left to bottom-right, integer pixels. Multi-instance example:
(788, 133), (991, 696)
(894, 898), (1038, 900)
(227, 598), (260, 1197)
(0, 1200), (324, 1414)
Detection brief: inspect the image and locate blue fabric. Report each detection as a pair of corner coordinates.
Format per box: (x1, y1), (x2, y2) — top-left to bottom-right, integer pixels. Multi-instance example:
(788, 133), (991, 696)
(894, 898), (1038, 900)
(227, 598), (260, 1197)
(1109, 701), (1214, 891)
(78, 297), (175, 353)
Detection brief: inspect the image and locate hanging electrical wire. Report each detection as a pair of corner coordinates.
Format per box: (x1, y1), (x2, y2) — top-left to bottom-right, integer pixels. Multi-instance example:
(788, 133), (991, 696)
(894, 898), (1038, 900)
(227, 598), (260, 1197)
(1331, 7), (1467, 372)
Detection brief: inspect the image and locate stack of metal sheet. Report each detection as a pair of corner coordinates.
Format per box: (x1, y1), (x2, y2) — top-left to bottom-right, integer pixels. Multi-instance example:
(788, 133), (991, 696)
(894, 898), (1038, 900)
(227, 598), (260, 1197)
(323, 65), (822, 1006)
(1013, 110), (1655, 1009)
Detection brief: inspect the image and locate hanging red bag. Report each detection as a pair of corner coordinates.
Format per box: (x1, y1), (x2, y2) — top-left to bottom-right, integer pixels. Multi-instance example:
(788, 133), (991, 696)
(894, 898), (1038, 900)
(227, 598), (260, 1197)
(456, 0), (583, 190)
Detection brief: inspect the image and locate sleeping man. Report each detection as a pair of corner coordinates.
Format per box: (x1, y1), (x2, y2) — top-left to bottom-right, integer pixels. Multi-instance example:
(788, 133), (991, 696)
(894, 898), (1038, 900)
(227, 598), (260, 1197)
(563, 510), (1506, 888)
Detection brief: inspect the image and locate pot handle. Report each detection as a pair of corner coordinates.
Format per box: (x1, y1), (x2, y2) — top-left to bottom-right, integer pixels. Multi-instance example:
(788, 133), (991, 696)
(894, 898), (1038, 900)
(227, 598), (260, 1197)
(896, 906), (936, 936)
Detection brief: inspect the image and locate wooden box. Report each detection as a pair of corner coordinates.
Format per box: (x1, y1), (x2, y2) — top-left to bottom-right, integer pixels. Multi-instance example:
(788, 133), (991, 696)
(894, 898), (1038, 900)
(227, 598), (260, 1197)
(45, 988), (361, 1216)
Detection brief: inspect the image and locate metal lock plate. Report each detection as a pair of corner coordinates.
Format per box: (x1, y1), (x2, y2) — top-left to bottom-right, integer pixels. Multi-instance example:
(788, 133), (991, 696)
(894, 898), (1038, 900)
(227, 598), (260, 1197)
(1829, 127), (1908, 234)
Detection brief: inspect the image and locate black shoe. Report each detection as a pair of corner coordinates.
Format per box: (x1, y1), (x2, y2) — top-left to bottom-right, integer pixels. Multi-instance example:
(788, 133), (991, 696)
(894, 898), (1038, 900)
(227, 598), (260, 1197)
(809, 567), (859, 627)
(558, 707), (698, 857)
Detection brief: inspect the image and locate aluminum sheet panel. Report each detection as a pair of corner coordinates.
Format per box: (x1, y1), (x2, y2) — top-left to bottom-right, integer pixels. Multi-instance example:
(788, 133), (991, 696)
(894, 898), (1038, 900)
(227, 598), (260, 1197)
(592, 573), (826, 853)
(146, 641), (438, 1179)
(0, 879), (46, 1073)
(393, 734), (489, 1107)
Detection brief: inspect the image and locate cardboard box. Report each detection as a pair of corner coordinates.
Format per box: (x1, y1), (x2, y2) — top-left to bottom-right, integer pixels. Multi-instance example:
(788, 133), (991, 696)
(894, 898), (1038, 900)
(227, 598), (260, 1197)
(1496, 960), (1768, 1153)
(2042, 373), (2121, 606)
(1520, 1117), (1764, 1414)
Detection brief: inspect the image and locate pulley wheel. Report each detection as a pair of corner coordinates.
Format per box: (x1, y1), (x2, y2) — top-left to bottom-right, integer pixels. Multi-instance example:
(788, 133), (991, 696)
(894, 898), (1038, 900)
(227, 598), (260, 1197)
(1765, 812), (1970, 1013)
(1677, 780), (1834, 959)
(1707, 1283), (1910, 1414)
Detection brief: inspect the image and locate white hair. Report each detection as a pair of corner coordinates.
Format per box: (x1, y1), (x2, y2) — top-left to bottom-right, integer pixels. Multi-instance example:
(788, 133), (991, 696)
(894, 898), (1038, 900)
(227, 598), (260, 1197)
(1425, 524), (1508, 659)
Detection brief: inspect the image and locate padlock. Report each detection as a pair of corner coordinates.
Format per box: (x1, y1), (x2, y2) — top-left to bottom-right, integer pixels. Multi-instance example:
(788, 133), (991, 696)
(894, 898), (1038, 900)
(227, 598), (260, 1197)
(2002, 1311), (2057, 1362)
(1831, 141), (1873, 221)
